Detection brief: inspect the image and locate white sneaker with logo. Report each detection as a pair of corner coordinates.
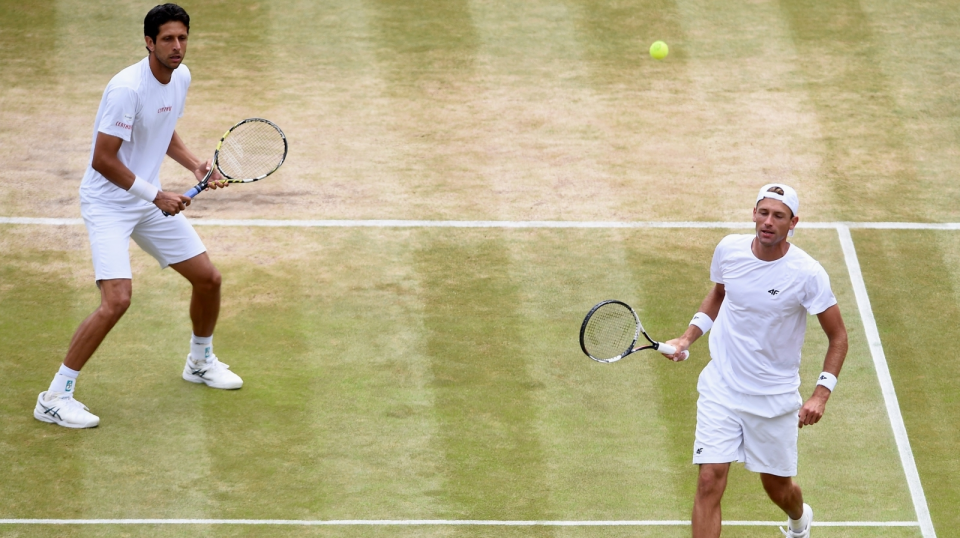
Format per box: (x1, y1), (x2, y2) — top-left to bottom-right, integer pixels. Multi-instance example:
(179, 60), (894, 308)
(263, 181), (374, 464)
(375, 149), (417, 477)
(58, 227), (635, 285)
(182, 354), (243, 389)
(34, 391), (100, 429)
(780, 503), (813, 538)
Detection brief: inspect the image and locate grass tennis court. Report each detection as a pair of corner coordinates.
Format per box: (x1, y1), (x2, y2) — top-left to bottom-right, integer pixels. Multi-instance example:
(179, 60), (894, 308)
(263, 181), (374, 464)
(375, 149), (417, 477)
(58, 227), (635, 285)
(2, 0), (960, 536)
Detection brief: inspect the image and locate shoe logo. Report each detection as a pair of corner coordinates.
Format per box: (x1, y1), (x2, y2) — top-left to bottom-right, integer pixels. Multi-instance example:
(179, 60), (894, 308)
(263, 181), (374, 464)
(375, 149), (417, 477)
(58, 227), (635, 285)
(696, 447), (703, 454)
(191, 368), (210, 379)
(40, 402), (63, 421)
(768, 289), (780, 296)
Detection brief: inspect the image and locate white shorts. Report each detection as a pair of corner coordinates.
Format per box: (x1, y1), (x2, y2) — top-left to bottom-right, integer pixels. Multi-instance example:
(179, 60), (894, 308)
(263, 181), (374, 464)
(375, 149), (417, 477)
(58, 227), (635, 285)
(692, 360), (803, 477)
(81, 202), (206, 281)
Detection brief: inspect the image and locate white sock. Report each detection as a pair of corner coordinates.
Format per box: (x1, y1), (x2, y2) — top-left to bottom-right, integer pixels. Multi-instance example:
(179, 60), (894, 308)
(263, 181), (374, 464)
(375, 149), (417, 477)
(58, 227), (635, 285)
(191, 334), (213, 362)
(789, 509), (806, 531)
(48, 364), (80, 396)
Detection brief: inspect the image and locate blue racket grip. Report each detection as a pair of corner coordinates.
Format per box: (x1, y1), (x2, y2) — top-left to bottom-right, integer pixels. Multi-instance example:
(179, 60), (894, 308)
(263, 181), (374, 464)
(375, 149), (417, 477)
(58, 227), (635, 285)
(162, 183), (206, 216)
(185, 183), (205, 199)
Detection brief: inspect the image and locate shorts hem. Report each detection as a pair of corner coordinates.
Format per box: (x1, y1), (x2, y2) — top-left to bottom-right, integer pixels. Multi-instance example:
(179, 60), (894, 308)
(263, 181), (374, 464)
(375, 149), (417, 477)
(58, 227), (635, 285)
(744, 463), (796, 477)
(160, 246), (207, 270)
(692, 456), (741, 465)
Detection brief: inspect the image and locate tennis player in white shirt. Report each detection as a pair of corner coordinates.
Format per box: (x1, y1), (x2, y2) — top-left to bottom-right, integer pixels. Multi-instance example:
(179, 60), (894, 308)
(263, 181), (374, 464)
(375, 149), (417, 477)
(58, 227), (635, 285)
(664, 184), (848, 538)
(33, 4), (242, 430)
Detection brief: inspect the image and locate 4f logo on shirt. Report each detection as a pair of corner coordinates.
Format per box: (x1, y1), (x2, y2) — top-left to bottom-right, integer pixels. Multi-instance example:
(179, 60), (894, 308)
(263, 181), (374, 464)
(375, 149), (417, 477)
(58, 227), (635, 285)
(768, 289), (780, 296)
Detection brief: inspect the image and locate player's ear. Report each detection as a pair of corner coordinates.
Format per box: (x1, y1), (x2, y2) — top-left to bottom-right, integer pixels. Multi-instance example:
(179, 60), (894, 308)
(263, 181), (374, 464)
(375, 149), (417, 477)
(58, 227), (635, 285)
(144, 36), (155, 53)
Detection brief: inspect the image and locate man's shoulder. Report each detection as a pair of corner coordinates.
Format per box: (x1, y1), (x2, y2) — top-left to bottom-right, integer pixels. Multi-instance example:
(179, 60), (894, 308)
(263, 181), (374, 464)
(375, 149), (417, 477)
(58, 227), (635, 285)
(715, 234), (753, 254)
(784, 243), (823, 270)
(104, 58), (148, 94)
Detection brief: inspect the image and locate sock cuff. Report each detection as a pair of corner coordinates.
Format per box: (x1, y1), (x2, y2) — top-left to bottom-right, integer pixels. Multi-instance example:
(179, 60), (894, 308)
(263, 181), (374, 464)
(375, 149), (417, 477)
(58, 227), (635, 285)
(191, 333), (213, 345)
(58, 364), (80, 379)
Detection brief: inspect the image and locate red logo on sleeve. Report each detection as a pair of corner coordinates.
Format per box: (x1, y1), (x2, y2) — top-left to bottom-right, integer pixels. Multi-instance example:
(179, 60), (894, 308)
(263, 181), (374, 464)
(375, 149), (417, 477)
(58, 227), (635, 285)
(115, 121), (132, 130)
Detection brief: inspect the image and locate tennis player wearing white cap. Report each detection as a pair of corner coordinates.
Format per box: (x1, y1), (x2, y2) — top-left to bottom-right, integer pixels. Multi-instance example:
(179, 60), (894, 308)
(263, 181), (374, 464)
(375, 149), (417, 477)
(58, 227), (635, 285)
(663, 184), (848, 538)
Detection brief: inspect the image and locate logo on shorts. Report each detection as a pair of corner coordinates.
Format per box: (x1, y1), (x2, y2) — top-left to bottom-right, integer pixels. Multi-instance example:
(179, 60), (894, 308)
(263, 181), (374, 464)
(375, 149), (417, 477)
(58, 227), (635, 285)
(696, 447), (703, 454)
(768, 289), (780, 296)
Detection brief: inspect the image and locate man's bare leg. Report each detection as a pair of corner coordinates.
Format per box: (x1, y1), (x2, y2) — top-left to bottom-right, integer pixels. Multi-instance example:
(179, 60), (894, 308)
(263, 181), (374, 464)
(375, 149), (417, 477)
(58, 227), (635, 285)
(692, 463), (730, 538)
(760, 473), (804, 520)
(63, 279), (132, 370)
(170, 252), (221, 338)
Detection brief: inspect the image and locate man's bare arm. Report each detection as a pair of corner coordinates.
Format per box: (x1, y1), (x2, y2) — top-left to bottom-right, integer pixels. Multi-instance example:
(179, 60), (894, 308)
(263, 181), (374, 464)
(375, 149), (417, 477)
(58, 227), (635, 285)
(91, 132), (190, 214)
(166, 131), (226, 188)
(663, 283), (725, 361)
(799, 304), (848, 427)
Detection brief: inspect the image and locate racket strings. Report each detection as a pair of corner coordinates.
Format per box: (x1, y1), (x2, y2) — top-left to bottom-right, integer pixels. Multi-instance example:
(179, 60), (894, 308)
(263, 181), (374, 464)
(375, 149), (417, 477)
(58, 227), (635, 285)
(583, 304), (638, 359)
(217, 121), (286, 179)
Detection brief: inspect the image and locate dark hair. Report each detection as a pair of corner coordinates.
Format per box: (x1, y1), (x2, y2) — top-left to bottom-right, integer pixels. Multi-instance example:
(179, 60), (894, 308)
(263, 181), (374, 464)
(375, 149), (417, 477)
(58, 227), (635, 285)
(144, 4), (190, 46)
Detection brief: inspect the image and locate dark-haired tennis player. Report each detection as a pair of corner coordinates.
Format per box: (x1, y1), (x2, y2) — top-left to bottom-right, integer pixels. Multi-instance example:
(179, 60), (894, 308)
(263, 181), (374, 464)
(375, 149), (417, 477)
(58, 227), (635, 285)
(34, 3), (241, 430)
(663, 184), (848, 538)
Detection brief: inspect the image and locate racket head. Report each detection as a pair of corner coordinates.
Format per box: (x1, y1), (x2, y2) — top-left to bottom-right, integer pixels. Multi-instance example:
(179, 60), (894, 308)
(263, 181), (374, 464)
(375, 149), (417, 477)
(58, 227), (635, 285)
(214, 118), (288, 183)
(579, 300), (641, 363)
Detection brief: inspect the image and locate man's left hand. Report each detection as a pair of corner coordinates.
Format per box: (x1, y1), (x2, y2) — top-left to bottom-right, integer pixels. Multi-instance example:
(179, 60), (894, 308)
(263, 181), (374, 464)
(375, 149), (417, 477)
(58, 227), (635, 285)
(195, 159), (228, 189)
(798, 386), (831, 428)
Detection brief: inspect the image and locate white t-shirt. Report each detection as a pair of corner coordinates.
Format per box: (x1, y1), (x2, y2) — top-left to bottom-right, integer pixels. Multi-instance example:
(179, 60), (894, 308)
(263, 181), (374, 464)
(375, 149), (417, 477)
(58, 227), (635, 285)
(79, 56), (190, 206)
(708, 234), (837, 396)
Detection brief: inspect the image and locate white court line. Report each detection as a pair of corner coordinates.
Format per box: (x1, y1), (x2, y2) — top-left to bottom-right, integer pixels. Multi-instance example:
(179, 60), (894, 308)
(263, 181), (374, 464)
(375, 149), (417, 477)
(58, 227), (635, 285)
(0, 216), (938, 534)
(836, 225), (937, 538)
(0, 519), (920, 526)
(2, 216), (960, 229)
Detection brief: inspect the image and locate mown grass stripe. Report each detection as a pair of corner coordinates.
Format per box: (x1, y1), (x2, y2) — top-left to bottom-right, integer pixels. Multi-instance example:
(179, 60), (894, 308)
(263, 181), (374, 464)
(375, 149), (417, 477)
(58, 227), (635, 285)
(836, 225), (937, 538)
(0, 518), (922, 526)
(7, 217), (960, 230)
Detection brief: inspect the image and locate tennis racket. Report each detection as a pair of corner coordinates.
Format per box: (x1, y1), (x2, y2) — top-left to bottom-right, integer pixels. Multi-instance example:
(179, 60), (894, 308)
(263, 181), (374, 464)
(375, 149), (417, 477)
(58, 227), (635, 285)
(164, 118), (287, 216)
(579, 300), (689, 363)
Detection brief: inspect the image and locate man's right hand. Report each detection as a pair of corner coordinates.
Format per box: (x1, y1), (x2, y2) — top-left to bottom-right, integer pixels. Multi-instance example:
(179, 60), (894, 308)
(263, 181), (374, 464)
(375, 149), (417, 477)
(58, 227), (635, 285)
(662, 338), (691, 362)
(154, 191), (191, 215)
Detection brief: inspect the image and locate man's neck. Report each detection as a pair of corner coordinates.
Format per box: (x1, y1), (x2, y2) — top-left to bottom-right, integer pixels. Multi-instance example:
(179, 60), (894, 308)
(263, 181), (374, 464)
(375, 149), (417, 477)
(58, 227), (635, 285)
(751, 237), (790, 262)
(148, 54), (173, 84)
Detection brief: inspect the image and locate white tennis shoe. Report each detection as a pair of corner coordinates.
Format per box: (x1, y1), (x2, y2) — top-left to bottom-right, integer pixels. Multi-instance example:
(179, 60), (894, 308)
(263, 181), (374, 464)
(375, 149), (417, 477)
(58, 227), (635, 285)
(780, 503), (813, 537)
(34, 391), (100, 429)
(182, 354), (243, 389)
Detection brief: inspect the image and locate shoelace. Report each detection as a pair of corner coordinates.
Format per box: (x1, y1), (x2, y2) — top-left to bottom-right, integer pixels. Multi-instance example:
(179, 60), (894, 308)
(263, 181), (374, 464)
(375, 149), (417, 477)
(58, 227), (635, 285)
(53, 395), (91, 413)
(194, 355), (231, 371)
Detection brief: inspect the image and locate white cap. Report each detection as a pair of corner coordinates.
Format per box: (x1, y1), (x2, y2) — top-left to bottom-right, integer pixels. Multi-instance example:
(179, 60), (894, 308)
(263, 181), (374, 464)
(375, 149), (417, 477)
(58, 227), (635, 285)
(756, 183), (799, 236)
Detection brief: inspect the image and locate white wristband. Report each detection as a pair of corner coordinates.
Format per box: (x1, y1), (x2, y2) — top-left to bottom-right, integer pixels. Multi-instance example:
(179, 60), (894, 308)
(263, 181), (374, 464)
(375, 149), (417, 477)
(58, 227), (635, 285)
(128, 176), (159, 203)
(816, 372), (838, 392)
(690, 312), (713, 334)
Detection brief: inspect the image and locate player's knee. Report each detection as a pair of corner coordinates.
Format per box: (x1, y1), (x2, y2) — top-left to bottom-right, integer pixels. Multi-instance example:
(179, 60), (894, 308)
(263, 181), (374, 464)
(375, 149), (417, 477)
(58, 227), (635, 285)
(760, 474), (796, 503)
(194, 268), (221, 293)
(696, 466), (728, 498)
(101, 291), (131, 319)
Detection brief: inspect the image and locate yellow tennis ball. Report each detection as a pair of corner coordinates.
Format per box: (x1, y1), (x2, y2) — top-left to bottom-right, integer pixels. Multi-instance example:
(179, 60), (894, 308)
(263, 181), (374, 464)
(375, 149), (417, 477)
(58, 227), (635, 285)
(650, 41), (669, 60)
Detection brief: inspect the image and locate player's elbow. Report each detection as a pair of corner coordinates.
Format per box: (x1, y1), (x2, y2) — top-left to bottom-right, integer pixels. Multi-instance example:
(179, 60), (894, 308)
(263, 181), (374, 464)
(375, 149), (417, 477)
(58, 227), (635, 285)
(90, 151), (114, 177)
